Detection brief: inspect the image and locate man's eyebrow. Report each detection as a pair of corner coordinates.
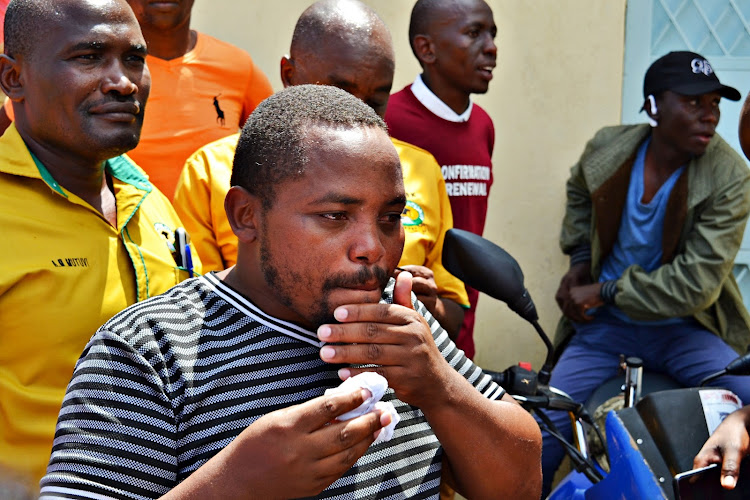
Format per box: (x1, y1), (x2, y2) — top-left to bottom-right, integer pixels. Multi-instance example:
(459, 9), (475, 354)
(310, 193), (365, 205)
(308, 193), (406, 206)
(465, 20), (493, 30)
(69, 41), (106, 51)
(67, 41), (147, 54)
(389, 194), (407, 206)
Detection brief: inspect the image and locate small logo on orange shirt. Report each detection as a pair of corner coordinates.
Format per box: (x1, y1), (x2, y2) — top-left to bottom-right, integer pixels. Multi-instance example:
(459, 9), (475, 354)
(213, 94), (226, 127)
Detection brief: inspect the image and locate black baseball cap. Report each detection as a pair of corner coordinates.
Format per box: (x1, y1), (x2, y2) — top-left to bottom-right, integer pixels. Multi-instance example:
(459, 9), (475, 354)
(643, 51), (741, 101)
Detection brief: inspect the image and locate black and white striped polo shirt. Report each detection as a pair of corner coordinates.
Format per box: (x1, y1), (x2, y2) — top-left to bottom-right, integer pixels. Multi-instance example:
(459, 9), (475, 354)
(40, 273), (504, 499)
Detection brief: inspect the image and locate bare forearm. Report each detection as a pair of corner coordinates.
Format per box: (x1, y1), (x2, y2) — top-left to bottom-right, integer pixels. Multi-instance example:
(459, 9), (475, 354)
(160, 440), (276, 500)
(422, 376), (542, 499)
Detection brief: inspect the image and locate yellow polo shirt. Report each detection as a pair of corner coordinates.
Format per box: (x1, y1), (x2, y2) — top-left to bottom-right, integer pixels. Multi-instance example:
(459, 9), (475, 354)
(0, 125), (201, 486)
(173, 135), (469, 307)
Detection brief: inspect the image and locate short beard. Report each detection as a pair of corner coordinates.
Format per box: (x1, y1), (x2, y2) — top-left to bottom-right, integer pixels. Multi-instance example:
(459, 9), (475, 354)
(259, 236), (390, 329)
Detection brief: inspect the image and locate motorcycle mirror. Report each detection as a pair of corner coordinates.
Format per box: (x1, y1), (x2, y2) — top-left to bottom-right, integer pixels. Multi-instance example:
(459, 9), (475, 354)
(442, 229), (556, 385)
(442, 228), (538, 323)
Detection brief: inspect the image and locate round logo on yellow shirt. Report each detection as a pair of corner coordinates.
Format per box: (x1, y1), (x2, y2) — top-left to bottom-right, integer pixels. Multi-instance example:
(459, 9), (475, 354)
(154, 222), (175, 247)
(401, 201), (424, 227)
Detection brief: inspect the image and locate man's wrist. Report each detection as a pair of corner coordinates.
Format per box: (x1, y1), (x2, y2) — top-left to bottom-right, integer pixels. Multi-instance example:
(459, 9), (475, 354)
(569, 245), (591, 267)
(600, 280), (618, 304)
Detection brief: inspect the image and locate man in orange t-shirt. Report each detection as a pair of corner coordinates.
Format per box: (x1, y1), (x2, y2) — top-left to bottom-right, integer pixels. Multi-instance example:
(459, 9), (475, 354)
(124, 0), (273, 198)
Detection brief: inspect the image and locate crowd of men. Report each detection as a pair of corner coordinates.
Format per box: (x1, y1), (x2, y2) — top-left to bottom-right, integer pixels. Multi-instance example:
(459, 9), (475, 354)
(0, 0), (542, 498)
(2, 0), (750, 498)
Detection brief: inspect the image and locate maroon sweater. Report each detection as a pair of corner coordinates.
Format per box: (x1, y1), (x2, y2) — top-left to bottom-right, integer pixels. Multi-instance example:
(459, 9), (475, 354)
(385, 84), (494, 236)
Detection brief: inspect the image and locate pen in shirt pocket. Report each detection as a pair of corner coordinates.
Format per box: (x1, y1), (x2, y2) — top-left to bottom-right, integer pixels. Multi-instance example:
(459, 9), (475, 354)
(174, 227), (194, 278)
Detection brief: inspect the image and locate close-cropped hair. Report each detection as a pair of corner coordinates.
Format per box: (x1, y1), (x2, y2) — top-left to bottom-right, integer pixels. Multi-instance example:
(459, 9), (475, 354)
(4, 0), (54, 59)
(408, 0), (440, 58)
(231, 84), (387, 209)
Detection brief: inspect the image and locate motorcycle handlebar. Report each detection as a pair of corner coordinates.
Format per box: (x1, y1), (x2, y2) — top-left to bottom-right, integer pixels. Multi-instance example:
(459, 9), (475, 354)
(512, 390), (587, 419)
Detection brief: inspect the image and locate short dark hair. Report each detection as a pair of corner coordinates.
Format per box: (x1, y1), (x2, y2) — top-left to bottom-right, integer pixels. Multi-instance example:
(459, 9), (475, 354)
(408, 0), (441, 60)
(4, 0), (54, 59)
(231, 84), (388, 209)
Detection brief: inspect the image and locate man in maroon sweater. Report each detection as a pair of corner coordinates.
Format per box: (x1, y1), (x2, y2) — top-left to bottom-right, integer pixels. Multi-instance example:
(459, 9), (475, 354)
(385, 0), (497, 360)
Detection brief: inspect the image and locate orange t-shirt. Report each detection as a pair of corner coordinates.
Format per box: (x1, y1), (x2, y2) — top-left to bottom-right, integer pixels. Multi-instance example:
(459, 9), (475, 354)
(126, 32), (273, 199)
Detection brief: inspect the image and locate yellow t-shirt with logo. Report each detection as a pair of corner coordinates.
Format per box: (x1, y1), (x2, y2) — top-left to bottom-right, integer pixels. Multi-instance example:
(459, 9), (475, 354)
(0, 125), (201, 486)
(394, 138), (469, 307)
(173, 135), (469, 307)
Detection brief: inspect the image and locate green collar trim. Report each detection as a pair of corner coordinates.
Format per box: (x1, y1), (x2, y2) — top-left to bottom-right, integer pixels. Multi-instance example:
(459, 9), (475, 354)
(107, 155), (152, 192)
(29, 150), (67, 198)
(28, 152), (153, 197)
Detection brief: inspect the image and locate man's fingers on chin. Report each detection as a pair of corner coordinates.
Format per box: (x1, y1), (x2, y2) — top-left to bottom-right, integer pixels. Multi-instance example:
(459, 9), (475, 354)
(322, 340), (412, 367)
(321, 327), (402, 356)
(333, 303), (412, 325)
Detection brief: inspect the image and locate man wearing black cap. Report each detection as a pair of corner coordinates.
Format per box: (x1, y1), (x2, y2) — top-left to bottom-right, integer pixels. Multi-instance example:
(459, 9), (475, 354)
(544, 50), (750, 494)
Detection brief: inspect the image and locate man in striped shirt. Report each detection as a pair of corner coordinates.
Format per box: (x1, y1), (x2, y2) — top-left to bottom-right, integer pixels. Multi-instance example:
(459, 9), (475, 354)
(41, 85), (541, 499)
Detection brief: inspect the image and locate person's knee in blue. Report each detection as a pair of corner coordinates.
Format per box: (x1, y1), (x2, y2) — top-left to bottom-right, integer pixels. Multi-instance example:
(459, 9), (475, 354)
(541, 319), (750, 496)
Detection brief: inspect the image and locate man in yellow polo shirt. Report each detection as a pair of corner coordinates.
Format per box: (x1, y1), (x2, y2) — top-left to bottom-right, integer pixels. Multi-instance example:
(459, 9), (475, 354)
(174, 0), (468, 337)
(0, 0), (200, 490)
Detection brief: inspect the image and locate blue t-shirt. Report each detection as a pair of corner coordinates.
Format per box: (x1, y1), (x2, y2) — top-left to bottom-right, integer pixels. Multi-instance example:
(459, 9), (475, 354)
(599, 138), (687, 324)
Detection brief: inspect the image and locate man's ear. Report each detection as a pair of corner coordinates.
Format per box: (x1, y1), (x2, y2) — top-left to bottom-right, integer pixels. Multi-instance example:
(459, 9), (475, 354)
(412, 35), (435, 65)
(225, 186), (262, 244)
(0, 54), (24, 101)
(280, 55), (295, 89)
(644, 94), (659, 127)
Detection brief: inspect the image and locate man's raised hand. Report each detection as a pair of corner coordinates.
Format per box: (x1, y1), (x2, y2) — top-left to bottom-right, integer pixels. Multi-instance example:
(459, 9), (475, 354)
(317, 271), (453, 410)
